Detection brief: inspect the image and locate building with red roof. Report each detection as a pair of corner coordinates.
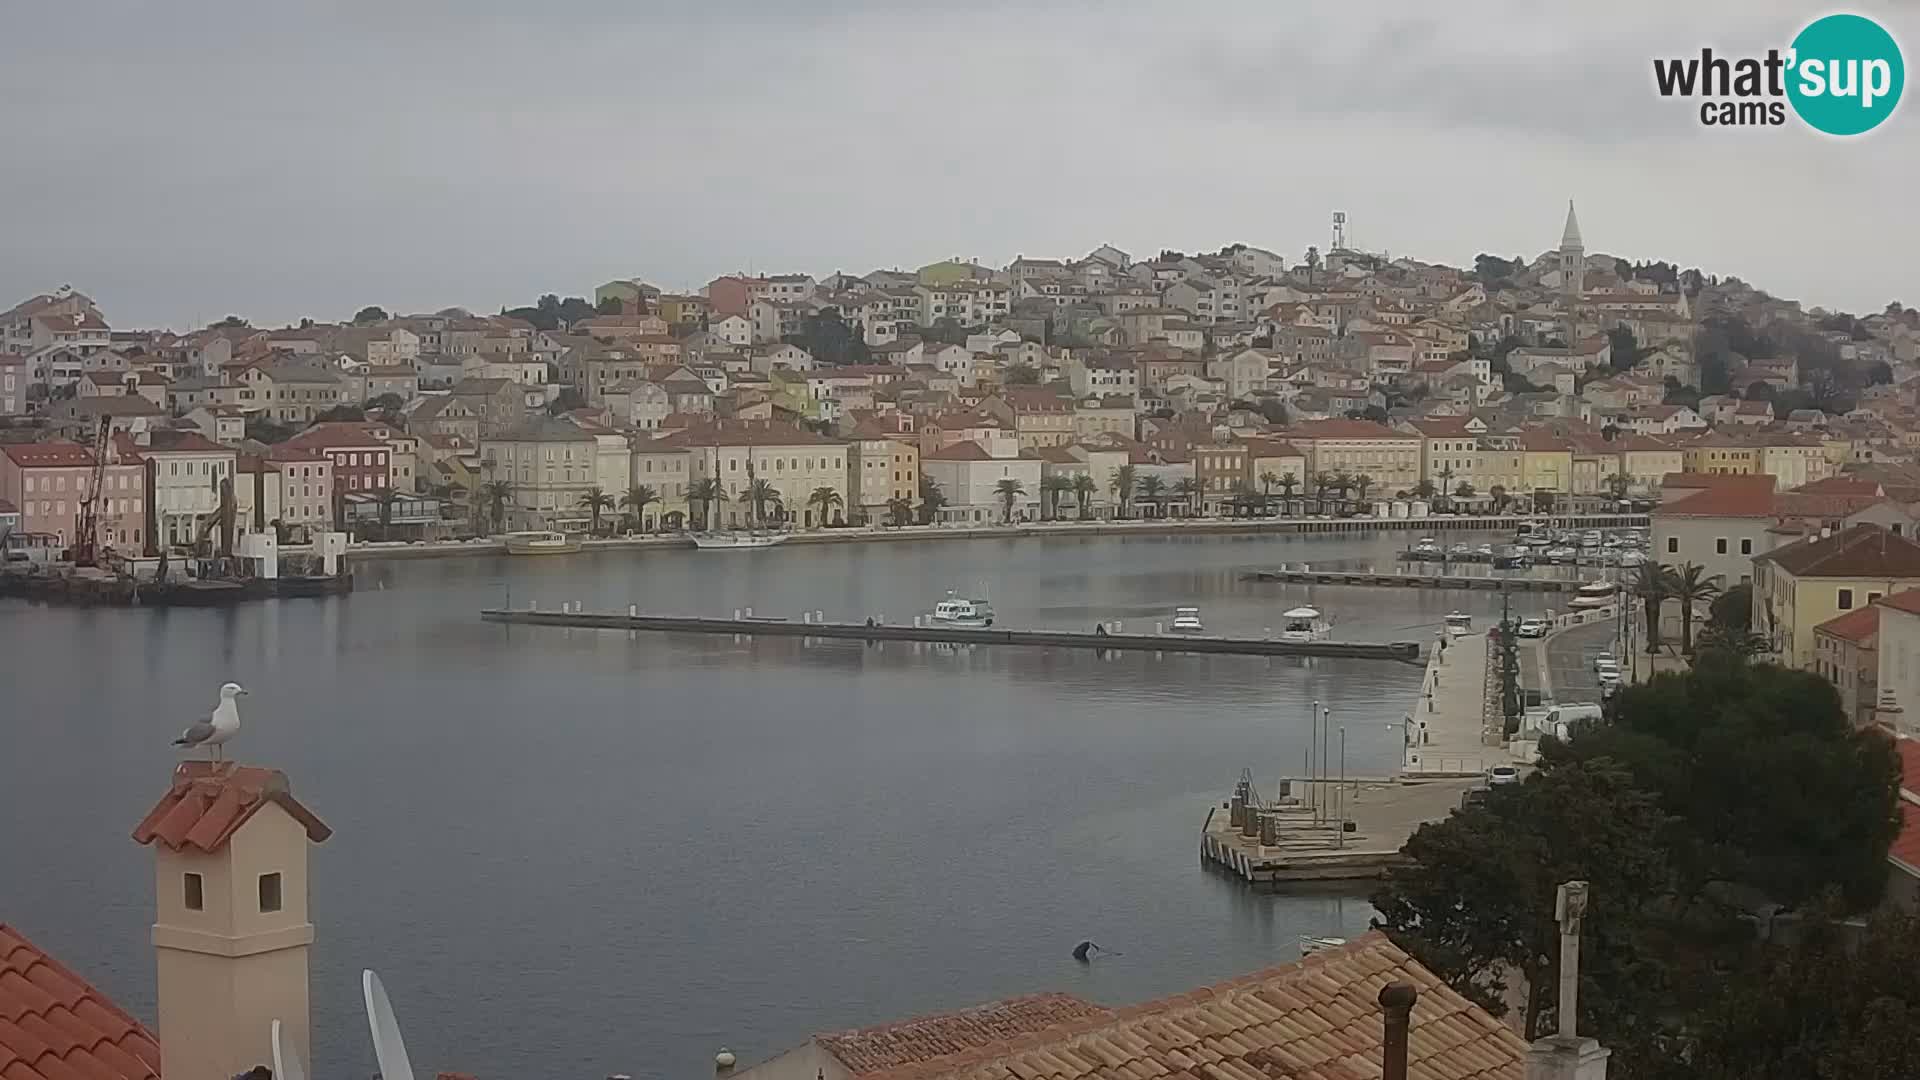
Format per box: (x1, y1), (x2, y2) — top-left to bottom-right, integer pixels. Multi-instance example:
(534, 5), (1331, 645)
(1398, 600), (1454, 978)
(1756, 525), (1920, 668)
(0, 441), (147, 551)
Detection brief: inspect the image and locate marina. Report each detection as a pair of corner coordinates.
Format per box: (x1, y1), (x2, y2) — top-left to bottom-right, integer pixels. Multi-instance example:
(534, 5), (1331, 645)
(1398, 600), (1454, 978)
(1243, 568), (1585, 592)
(478, 606), (1426, 661)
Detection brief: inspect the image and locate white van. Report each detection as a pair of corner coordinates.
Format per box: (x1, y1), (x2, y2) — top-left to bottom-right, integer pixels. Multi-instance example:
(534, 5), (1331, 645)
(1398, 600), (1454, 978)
(1539, 702), (1604, 741)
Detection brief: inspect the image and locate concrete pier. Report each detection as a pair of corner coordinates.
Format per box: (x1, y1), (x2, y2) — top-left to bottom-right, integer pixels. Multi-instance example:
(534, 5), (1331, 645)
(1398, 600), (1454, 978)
(1244, 569), (1580, 592)
(1401, 629), (1502, 777)
(1199, 777), (1480, 886)
(479, 608), (1426, 662)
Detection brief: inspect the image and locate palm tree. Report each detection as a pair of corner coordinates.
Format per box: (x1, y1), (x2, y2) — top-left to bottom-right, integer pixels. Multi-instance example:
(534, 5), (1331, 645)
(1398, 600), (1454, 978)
(1412, 478), (1437, 501)
(1331, 472), (1355, 515)
(885, 495), (915, 527)
(1259, 470), (1281, 502)
(1671, 562), (1724, 655)
(620, 484), (659, 533)
(689, 478), (727, 531)
(1436, 465), (1456, 511)
(1632, 561), (1677, 654)
(1229, 480), (1261, 518)
(1489, 484), (1510, 514)
(1040, 474), (1074, 521)
(993, 478), (1027, 524)
(1110, 465), (1137, 520)
(1453, 481), (1476, 506)
(1313, 472), (1337, 514)
(1277, 471), (1298, 515)
(376, 488), (399, 540)
(1172, 476), (1204, 517)
(1071, 473), (1097, 520)
(745, 478), (782, 526)
(806, 485), (843, 528)
(1606, 472), (1633, 501)
(1352, 473), (1374, 510)
(480, 479), (513, 535)
(578, 485), (615, 536)
(1136, 474), (1167, 518)
(918, 475), (947, 524)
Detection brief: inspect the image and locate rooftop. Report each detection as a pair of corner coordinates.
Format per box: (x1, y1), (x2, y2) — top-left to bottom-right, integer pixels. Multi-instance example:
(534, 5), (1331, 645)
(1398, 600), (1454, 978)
(0, 923), (161, 1080)
(1757, 524), (1920, 579)
(132, 761), (332, 853)
(815, 993), (1111, 1076)
(1814, 604), (1880, 644)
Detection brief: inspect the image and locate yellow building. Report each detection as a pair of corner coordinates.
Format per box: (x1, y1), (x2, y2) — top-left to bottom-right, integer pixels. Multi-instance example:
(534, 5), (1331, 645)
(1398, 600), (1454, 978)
(1753, 523), (1920, 670)
(660, 419), (850, 528)
(1515, 431), (1573, 497)
(1757, 437), (1835, 489)
(654, 294), (711, 324)
(1281, 419), (1421, 494)
(846, 418), (920, 524)
(629, 440), (693, 530)
(1681, 430), (1761, 475)
(1618, 435), (1684, 495)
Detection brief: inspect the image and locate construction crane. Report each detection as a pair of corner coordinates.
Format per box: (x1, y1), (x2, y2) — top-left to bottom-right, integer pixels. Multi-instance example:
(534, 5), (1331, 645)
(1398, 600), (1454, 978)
(70, 416), (112, 567)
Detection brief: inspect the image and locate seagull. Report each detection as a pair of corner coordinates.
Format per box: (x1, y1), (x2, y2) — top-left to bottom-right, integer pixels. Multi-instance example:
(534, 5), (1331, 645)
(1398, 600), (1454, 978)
(173, 682), (247, 760)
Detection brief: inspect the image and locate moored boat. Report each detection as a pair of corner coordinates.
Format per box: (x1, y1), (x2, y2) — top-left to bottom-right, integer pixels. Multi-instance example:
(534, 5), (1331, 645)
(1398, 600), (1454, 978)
(690, 531), (789, 550)
(930, 591), (994, 627)
(1278, 606), (1332, 643)
(1444, 611), (1472, 637)
(1169, 607), (1205, 633)
(504, 530), (583, 555)
(1568, 580), (1617, 607)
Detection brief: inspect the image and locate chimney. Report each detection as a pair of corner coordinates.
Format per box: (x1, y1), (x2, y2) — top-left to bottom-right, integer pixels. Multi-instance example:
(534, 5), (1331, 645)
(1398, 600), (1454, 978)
(132, 762), (333, 1080)
(1378, 982), (1416, 1080)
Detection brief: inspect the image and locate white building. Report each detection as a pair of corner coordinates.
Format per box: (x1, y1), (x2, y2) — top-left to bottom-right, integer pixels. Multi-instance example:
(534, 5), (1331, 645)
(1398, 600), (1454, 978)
(921, 435), (1043, 524)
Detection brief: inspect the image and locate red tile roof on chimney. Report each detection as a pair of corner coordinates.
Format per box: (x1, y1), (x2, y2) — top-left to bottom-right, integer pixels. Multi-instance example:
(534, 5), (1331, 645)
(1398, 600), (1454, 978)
(132, 761), (332, 853)
(0, 923), (161, 1080)
(851, 933), (1523, 1080)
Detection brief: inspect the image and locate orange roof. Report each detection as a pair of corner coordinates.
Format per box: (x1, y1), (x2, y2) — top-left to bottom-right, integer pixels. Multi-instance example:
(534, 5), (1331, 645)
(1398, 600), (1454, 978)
(1890, 737), (1920, 872)
(1876, 588), (1920, 617)
(0, 923), (161, 1080)
(131, 761), (332, 854)
(1814, 604), (1880, 644)
(1796, 475), (1884, 496)
(1281, 419), (1416, 441)
(862, 933), (1524, 1080)
(816, 993), (1111, 1076)
(1756, 524), (1920, 579)
(1653, 484), (1778, 519)
(0, 443), (94, 468)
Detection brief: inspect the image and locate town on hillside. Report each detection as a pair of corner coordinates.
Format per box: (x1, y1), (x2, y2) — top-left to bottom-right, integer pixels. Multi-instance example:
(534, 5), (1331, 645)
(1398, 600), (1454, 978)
(2, 204), (1916, 558)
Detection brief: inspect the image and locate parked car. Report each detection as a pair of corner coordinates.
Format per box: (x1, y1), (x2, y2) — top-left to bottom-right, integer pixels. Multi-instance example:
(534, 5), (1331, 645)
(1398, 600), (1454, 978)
(1487, 765), (1522, 786)
(1592, 652), (1616, 673)
(1517, 618), (1548, 638)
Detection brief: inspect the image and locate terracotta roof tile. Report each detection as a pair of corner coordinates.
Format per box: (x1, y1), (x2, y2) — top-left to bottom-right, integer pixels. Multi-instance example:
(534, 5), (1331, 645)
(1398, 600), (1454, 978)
(847, 934), (1522, 1080)
(1814, 605), (1880, 643)
(1653, 484), (1779, 519)
(818, 994), (1112, 1076)
(131, 761), (332, 853)
(0, 925), (159, 1080)
(1876, 588), (1920, 617)
(1756, 523), (1920, 579)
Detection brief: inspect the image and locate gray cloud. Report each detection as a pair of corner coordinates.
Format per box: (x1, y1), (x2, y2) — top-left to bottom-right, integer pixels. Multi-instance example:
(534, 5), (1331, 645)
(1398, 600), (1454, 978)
(1, 1), (1914, 326)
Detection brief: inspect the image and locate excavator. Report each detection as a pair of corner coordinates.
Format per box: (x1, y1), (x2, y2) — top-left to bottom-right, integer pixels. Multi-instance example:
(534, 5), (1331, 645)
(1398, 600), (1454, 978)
(191, 475), (238, 565)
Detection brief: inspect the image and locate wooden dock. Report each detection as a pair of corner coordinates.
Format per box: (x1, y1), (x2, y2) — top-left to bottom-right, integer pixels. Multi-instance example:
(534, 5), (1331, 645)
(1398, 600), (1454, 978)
(479, 608), (1424, 662)
(1199, 775), (1481, 887)
(1243, 569), (1581, 592)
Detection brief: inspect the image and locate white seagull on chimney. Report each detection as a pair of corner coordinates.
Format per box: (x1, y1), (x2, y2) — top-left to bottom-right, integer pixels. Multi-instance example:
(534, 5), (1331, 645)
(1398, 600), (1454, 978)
(173, 682), (247, 760)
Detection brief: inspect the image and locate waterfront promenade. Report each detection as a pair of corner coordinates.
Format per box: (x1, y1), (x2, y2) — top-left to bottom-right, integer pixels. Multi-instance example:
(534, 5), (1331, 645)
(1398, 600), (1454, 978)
(1402, 628), (1500, 777)
(352, 512), (1649, 561)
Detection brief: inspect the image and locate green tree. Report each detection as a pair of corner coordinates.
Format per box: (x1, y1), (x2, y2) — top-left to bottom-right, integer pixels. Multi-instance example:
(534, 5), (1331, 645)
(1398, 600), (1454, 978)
(620, 484), (659, 532)
(1606, 472), (1632, 500)
(1709, 582), (1752, 635)
(1171, 476), (1203, 516)
(1453, 481), (1475, 502)
(1135, 474), (1166, 518)
(315, 404), (365, 423)
(1488, 484), (1510, 513)
(1070, 473), (1097, 520)
(1632, 560), (1676, 653)
(689, 478), (727, 531)
(745, 478), (782, 526)
(212, 315), (250, 329)
(1373, 759), (1680, 1040)
(885, 495), (916, 527)
(1435, 466), (1455, 510)
(1352, 473), (1375, 509)
(1276, 471), (1298, 513)
(596, 295), (625, 316)
(1004, 363), (1041, 385)
(353, 305), (389, 325)
(1110, 465), (1136, 519)
(993, 478), (1027, 524)
(366, 393), (406, 413)
(1671, 562), (1723, 655)
(1039, 474), (1074, 521)
(806, 485), (844, 527)
(917, 475), (947, 525)
(481, 480), (513, 534)
(578, 486), (615, 536)
(376, 487), (399, 539)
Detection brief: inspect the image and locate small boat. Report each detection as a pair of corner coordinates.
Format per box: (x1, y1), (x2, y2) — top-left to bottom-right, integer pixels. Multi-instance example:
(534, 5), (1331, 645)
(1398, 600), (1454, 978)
(1569, 580), (1617, 608)
(1444, 611), (1472, 637)
(1169, 607), (1205, 633)
(690, 531), (789, 551)
(1300, 935), (1348, 956)
(931, 592), (994, 627)
(1278, 606), (1332, 643)
(504, 530), (582, 555)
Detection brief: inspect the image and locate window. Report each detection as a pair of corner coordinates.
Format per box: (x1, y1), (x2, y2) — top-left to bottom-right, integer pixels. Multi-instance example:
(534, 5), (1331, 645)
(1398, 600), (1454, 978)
(1741, 538), (1753, 555)
(184, 872), (204, 910)
(1871, 593), (1883, 605)
(1839, 589), (1855, 610)
(258, 872), (283, 913)
(1715, 538), (1728, 555)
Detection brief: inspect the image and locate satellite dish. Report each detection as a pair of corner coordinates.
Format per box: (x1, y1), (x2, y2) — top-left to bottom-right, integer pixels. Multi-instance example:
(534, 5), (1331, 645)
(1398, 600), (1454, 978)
(271, 1019), (308, 1080)
(363, 969), (418, 1080)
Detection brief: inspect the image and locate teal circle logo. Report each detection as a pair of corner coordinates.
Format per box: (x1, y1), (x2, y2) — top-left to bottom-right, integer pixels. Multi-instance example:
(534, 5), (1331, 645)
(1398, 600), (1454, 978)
(1787, 13), (1904, 135)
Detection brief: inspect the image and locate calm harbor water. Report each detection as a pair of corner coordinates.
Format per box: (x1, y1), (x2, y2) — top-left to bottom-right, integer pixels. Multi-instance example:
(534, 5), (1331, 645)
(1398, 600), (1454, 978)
(0, 530), (1543, 1079)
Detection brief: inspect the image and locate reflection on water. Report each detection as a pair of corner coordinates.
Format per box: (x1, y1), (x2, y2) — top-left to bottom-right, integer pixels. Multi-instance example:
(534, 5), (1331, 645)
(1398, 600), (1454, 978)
(0, 531), (1518, 1079)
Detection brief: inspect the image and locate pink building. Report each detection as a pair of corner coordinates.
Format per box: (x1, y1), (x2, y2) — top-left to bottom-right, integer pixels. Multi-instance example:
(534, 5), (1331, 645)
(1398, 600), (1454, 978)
(0, 441), (148, 551)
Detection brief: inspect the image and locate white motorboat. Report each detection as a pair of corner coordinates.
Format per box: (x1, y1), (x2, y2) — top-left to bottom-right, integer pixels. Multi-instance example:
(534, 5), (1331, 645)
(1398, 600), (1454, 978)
(1169, 607), (1205, 633)
(1444, 611), (1473, 637)
(1278, 606), (1332, 643)
(930, 592), (994, 627)
(1568, 580), (1617, 608)
(504, 530), (582, 555)
(691, 531), (789, 550)
(1299, 935), (1348, 956)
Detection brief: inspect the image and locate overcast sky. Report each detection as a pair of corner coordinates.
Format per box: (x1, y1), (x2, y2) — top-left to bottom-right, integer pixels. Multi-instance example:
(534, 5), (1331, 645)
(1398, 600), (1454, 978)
(2, 1), (1914, 329)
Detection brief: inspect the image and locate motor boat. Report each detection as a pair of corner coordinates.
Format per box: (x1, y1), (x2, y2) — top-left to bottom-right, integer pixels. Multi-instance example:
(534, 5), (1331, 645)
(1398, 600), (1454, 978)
(690, 531), (790, 550)
(1444, 611), (1473, 637)
(1169, 607), (1205, 633)
(1447, 542), (1472, 557)
(1545, 546), (1578, 563)
(930, 592), (994, 627)
(1619, 551), (1646, 568)
(1569, 580), (1618, 608)
(504, 530), (582, 555)
(1278, 606), (1332, 643)
(1473, 543), (1495, 558)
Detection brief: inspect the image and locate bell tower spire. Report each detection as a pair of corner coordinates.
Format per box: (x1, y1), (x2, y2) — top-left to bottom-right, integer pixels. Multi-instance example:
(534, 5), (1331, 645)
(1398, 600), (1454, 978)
(1558, 200), (1585, 344)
